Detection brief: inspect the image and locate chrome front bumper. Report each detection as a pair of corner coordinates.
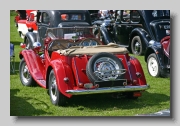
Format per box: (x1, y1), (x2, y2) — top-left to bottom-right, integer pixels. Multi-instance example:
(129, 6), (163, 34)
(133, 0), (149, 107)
(66, 85), (150, 95)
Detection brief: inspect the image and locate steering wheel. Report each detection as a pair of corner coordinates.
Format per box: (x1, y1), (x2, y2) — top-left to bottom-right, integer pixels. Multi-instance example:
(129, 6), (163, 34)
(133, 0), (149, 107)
(79, 38), (102, 47)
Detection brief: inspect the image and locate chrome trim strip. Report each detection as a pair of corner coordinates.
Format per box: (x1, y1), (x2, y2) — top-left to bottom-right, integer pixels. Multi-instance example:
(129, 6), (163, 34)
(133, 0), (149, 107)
(72, 58), (80, 83)
(66, 84), (150, 95)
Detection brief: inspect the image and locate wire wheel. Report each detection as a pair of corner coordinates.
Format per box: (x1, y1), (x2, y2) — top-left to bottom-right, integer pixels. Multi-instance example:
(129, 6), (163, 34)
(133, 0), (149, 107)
(19, 58), (35, 86)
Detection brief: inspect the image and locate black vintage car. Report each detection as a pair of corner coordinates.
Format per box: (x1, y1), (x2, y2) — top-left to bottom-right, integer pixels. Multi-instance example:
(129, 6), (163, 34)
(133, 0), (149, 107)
(94, 10), (170, 55)
(88, 10), (100, 22)
(145, 36), (170, 78)
(24, 10), (92, 49)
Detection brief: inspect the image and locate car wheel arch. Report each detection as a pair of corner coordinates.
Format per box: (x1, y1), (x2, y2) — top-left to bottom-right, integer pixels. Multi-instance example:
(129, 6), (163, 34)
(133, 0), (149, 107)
(48, 69), (68, 106)
(24, 32), (39, 49)
(46, 66), (53, 90)
(144, 48), (155, 62)
(48, 60), (73, 98)
(145, 47), (162, 64)
(129, 28), (149, 52)
(24, 36), (27, 43)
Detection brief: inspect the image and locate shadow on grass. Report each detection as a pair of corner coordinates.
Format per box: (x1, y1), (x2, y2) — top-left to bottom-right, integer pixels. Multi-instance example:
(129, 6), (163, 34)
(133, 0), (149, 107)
(10, 41), (23, 46)
(10, 61), (20, 75)
(10, 89), (52, 116)
(64, 91), (170, 111)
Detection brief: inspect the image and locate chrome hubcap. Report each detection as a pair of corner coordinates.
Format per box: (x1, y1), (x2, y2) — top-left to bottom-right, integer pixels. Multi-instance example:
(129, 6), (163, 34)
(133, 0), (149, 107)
(148, 57), (158, 76)
(50, 76), (57, 101)
(94, 57), (119, 80)
(134, 42), (141, 54)
(22, 64), (31, 83)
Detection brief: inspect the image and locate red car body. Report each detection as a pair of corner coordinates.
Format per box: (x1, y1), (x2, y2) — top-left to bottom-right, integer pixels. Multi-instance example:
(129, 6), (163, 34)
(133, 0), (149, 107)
(161, 36), (170, 59)
(19, 27), (150, 106)
(26, 10), (35, 17)
(14, 10), (35, 27)
(17, 10), (37, 39)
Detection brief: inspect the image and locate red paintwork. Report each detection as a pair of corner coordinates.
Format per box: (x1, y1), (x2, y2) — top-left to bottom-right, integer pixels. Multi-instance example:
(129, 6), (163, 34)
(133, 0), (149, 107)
(17, 10), (37, 31)
(20, 50), (46, 87)
(15, 10), (36, 25)
(161, 36), (170, 58)
(26, 10), (38, 31)
(18, 20), (26, 24)
(128, 57), (147, 85)
(20, 36), (148, 98)
(26, 10), (35, 17)
(26, 20), (38, 31)
(14, 15), (20, 24)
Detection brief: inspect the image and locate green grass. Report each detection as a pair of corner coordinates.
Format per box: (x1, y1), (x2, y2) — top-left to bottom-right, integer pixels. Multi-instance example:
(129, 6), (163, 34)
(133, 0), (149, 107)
(10, 11), (170, 116)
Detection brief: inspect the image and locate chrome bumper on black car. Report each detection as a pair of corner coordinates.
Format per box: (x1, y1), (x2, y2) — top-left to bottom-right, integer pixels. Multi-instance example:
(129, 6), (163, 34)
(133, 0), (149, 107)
(66, 85), (150, 95)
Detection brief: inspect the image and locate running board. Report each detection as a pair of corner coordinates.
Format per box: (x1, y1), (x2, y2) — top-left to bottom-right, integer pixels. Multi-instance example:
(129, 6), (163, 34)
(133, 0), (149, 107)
(36, 79), (46, 88)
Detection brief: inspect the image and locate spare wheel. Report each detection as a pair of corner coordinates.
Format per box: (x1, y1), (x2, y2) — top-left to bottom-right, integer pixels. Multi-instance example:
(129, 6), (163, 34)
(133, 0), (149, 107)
(86, 52), (126, 84)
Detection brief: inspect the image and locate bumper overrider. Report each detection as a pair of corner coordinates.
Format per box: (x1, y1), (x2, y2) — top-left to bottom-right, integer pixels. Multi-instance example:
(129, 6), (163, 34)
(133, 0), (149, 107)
(66, 85), (150, 95)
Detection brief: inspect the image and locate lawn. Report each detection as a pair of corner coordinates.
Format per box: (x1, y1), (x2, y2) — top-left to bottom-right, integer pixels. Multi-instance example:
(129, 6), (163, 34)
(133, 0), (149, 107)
(10, 11), (170, 116)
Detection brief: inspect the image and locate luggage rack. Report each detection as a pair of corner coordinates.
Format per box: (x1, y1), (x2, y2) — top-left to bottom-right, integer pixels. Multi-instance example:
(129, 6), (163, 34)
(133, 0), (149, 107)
(46, 27), (97, 40)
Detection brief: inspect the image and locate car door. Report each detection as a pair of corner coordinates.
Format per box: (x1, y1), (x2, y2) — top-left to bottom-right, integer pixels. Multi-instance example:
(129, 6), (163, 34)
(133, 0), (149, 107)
(114, 10), (130, 46)
(114, 10), (141, 46)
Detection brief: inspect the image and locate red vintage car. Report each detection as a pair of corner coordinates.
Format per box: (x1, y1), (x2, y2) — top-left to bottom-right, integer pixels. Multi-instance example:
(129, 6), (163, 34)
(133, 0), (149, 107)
(17, 10), (37, 39)
(19, 27), (150, 106)
(14, 10), (36, 28)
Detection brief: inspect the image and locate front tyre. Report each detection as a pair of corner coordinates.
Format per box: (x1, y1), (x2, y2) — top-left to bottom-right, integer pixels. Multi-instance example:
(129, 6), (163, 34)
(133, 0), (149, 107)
(131, 36), (143, 55)
(147, 53), (160, 77)
(49, 69), (67, 106)
(19, 58), (36, 86)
